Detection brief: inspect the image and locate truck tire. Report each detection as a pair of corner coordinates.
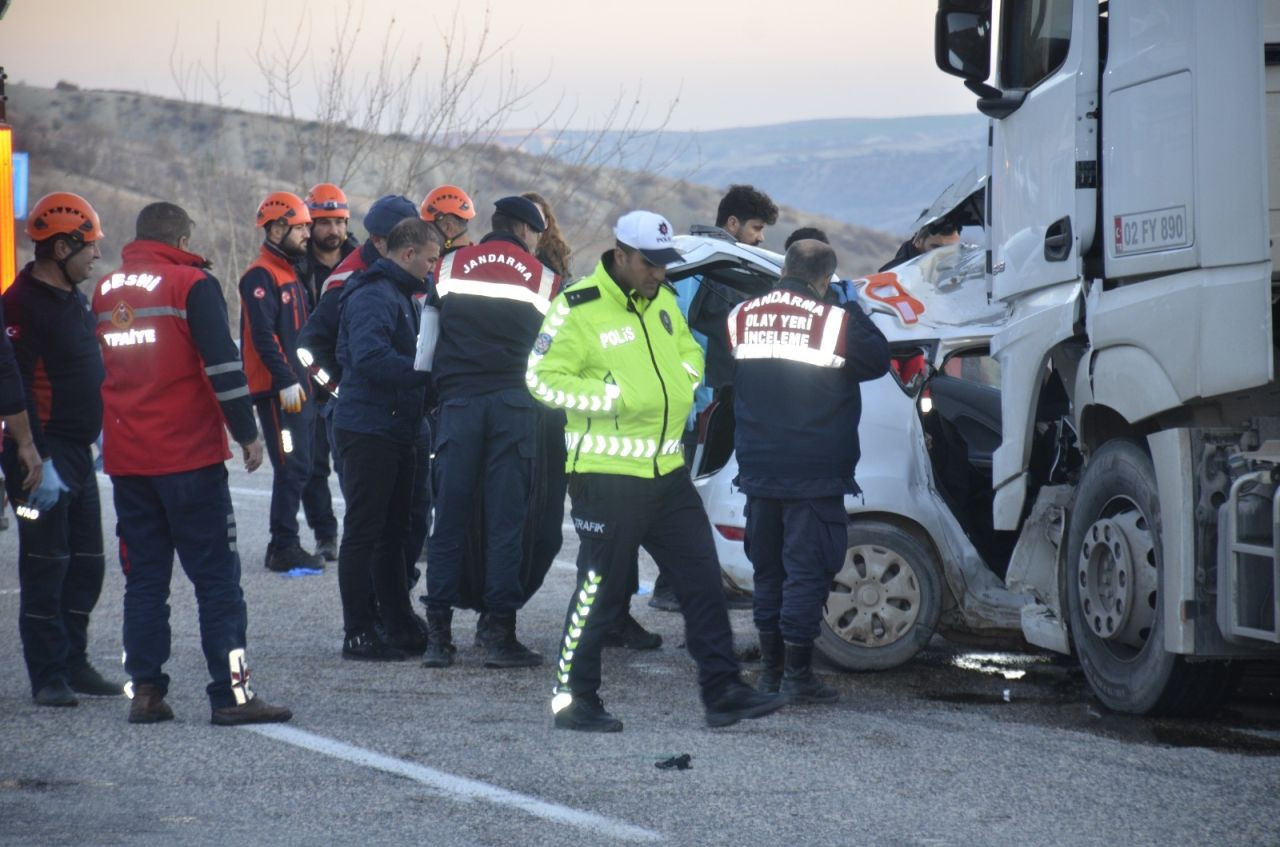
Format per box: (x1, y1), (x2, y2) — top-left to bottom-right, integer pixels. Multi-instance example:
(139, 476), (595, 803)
(1065, 438), (1235, 717)
(817, 521), (943, 671)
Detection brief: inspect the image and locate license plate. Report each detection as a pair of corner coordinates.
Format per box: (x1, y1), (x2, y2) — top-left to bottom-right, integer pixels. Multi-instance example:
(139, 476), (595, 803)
(1113, 206), (1191, 255)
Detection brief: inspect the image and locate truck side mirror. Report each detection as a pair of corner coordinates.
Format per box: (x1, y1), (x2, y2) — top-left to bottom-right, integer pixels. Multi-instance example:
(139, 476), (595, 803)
(935, 1), (991, 81)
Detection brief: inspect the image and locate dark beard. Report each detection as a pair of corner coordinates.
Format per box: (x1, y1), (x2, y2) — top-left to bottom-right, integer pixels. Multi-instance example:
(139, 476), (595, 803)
(315, 234), (343, 252)
(282, 238), (308, 258)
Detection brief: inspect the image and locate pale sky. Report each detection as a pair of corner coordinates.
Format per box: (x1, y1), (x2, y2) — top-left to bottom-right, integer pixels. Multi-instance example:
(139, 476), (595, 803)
(0, 0), (974, 131)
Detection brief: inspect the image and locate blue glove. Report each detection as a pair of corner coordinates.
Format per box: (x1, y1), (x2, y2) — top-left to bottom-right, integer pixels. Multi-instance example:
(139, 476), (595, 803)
(28, 458), (70, 511)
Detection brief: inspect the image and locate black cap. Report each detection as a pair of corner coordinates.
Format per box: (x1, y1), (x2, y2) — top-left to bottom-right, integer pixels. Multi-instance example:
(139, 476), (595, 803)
(494, 196), (547, 233)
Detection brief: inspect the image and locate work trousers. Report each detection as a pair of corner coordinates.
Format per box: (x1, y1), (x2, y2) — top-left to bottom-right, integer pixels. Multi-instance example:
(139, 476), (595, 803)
(113, 463), (249, 709)
(1, 438), (104, 695)
(334, 428), (417, 639)
(254, 395), (315, 550)
(426, 389), (535, 614)
(558, 470), (739, 706)
(302, 400), (338, 544)
(745, 495), (847, 643)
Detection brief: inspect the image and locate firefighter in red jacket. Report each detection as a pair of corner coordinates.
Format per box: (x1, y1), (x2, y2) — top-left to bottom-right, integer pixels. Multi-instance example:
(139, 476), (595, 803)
(239, 191), (322, 572)
(95, 201), (291, 726)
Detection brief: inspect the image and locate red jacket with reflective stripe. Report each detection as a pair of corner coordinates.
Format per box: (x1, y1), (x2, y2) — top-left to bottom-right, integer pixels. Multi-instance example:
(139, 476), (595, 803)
(93, 241), (235, 475)
(239, 244), (309, 397)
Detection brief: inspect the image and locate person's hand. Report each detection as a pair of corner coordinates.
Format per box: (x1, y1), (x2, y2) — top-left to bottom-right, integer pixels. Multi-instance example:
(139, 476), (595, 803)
(241, 439), (264, 473)
(28, 457), (69, 511)
(16, 441), (42, 492)
(278, 383), (306, 414)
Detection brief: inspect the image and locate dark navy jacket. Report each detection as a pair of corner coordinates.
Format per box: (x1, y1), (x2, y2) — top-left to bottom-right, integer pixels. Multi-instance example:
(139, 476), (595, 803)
(334, 257), (432, 445)
(729, 278), (889, 498)
(297, 240), (381, 401)
(430, 232), (559, 400)
(0, 295), (25, 416)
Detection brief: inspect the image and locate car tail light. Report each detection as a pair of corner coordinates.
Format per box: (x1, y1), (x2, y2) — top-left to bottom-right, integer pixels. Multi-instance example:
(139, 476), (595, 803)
(715, 524), (745, 541)
(889, 351), (928, 397)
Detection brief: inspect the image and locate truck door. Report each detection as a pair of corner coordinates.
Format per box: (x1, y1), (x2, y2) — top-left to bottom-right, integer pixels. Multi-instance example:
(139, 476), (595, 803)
(987, 0), (1097, 302)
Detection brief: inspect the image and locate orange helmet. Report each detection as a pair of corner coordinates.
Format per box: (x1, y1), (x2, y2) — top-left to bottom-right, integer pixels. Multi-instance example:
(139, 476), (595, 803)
(304, 183), (350, 219)
(256, 192), (312, 229)
(421, 185), (475, 221)
(26, 192), (103, 243)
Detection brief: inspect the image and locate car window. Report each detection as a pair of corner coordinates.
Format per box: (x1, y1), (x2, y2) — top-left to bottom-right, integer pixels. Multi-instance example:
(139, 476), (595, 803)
(942, 349), (1001, 389)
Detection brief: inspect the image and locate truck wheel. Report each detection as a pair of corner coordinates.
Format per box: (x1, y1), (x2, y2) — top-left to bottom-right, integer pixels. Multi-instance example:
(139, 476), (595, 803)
(817, 521), (943, 671)
(1066, 439), (1235, 716)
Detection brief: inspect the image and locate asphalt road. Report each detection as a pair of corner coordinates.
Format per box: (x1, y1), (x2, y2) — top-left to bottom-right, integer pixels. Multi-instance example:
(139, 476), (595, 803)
(1, 463), (1278, 846)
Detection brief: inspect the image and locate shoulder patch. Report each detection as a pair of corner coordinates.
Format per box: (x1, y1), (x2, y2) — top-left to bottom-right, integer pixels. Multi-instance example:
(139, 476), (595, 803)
(564, 286), (601, 308)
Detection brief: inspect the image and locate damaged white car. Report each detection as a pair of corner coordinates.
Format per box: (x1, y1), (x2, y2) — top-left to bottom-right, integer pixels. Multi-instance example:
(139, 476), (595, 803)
(673, 175), (1051, 671)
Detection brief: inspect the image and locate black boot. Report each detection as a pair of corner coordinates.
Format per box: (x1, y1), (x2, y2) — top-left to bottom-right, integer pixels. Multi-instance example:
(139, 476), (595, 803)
(704, 678), (787, 728)
(756, 630), (784, 694)
(780, 642), (838, 704)
(421, 609), (456, 668)
(553, 693), (623, 733)
(603, 612), (662, 650)
(484, 612), (542, 668)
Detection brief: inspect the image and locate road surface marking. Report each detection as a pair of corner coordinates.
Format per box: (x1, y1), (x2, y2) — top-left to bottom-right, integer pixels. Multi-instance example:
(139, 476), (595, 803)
(243, 724), (661, 843)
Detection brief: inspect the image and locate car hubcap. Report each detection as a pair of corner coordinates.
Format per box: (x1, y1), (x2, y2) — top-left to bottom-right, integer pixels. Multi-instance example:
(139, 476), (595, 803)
(1077, 508), (1158, 653)
(825, 544), (922, 648)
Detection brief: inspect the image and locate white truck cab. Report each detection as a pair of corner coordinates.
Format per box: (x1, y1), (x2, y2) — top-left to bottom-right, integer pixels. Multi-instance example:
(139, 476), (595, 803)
(935, 0), (1280, 714)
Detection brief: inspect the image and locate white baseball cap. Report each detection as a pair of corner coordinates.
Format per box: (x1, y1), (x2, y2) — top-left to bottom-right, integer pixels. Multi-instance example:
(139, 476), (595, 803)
(614, 210), (683, 266)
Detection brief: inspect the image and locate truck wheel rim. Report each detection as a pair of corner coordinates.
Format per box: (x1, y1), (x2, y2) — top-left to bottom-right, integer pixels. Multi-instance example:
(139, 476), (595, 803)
(825, 544), (922, 648)
(1077, 505), (1158, 656)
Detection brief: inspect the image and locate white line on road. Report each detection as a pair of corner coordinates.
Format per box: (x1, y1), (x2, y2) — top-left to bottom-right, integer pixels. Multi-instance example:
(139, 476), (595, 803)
(243, 724), (661, 843)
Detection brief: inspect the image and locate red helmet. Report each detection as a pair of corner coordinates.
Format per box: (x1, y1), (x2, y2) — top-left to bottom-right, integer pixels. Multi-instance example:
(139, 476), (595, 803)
(304, 183), (350, 219)
(26, 192), (103, 243)
(256, 192), (313, 229)
(421, 185), (476, 221)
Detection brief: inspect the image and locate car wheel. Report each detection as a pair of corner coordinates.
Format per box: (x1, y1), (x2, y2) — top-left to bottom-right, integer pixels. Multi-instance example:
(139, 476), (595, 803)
(1065, 438), (1235, 716)
(817, 520), (943, 671)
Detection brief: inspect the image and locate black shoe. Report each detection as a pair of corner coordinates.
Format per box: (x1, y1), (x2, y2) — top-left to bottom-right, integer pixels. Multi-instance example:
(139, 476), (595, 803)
(315, 537), (339, 563)
(67, 663), (125, 696)
(128, 683), (174, 724)
(34, 679), (78, 708)
(342, 630), (412, 662)
(705, 679), (787, 728)
(388, 627), (428, 657)
(756, 630), (784, 694)
(484, 613), (542, 668)
(211, 695), (292, 726)
(266, 543), (324, 572)
(647, 585), (681, 612)
(780, 642), (838, 704)
(421, 609), (456, 668)
(553, 694), (623, 733)
(603, 613), (662, 650)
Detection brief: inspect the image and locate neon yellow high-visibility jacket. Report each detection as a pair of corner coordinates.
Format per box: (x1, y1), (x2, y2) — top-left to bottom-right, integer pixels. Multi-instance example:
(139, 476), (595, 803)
(527, 256), (703, 478)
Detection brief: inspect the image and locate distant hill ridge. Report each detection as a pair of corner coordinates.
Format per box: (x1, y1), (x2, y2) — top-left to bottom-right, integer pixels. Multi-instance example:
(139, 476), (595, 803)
(7, 83), (902, 310)
(492, 113), (988, 235)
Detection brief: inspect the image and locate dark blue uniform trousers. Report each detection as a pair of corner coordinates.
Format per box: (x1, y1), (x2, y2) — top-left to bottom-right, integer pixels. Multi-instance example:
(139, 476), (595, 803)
(745, 495), (847, 643)
(559, 470), (739, 706)
(426, 389), (535, 614)
(254, 395), (315, 551)
(302, 400), (338, 544)
(2, 438), (104, 695)
(113, 463), (248, 709)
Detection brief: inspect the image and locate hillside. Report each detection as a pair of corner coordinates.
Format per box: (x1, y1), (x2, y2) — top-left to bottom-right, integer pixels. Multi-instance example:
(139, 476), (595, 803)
(7, 83), (901, 314)
(495, 114), (988, 236)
